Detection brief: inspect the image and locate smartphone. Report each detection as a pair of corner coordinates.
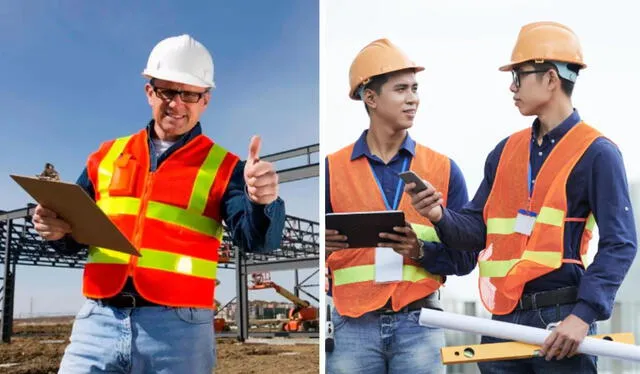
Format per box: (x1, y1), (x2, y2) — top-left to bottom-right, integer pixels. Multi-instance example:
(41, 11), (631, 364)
(398, 170), (429, 192)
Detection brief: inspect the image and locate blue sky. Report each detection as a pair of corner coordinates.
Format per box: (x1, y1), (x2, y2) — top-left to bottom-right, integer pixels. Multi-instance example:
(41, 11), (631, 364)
(0, 1), (319, 316)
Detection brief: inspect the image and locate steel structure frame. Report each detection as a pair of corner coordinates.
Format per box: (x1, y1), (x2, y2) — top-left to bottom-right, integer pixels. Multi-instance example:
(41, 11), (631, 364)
(0, 144), (319, 343)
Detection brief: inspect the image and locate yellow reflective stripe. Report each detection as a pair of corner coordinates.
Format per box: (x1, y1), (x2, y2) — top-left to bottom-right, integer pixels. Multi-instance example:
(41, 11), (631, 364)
(585, 214), (596, 231)
(486, 218), (516, 235)
(97, 136), (132, 197)
(537, 207), (564, 227)
(403, 265), (442, 283)
(87, 247), (130, 264)
(333, 265), (372, 286)
(97, 197), (141, 215)
(479, 251), (562, 277)
(189, 143), (227, 214)
(333, 264), (440, 286)
(411, 223), (441, 243)
(137, 248), (218, 280)
(487, 207), (564, 235)
(146, 201), (223, 238)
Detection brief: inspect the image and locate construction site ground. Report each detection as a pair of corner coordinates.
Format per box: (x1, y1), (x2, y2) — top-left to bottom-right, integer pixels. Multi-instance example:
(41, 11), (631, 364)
(0, 317), (319, 374)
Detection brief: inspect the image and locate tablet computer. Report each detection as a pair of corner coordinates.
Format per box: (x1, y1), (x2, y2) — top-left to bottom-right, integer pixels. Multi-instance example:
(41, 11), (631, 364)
(325, 210), (405, 248)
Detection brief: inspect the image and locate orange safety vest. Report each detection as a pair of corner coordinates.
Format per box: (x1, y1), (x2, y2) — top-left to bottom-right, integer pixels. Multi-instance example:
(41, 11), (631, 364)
(83, 128), (239, 309)
(479, 122), (600, 315)
(327, 142), (449, 317)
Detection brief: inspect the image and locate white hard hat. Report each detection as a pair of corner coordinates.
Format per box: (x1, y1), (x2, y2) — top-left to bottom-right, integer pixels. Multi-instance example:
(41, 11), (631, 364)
(142, 34), (215, 89)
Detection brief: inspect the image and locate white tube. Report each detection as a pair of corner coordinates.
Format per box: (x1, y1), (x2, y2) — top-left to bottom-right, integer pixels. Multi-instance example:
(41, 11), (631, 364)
(419, 308), (640, 362)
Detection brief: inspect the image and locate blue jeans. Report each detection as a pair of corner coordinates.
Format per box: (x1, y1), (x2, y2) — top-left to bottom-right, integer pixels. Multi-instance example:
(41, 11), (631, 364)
(326, 308), (445, 374)
(477, 303), (597, 373)
(58, 299), (215, 373)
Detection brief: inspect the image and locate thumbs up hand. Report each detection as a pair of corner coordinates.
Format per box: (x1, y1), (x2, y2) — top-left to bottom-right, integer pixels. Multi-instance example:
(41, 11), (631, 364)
(243, 135), (279, 205)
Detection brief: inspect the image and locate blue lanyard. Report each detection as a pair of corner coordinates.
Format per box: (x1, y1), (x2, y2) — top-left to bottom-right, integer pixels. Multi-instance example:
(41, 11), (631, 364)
(528, 140), (535, 198)
(370, 157), (410, 210)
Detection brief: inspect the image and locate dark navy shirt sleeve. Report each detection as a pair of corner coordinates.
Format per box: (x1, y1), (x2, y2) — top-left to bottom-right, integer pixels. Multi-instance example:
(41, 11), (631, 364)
(434, 140), (508, 251)
(222, 160), (286, 253)
(572, 140), (637, 323)
(419, 158), (478, 276)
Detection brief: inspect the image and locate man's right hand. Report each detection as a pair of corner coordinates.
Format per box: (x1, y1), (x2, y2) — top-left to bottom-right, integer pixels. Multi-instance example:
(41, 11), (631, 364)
(32, 204), (72, 241)
(326, 229), (348, 252)
(404, 182), (444, 223)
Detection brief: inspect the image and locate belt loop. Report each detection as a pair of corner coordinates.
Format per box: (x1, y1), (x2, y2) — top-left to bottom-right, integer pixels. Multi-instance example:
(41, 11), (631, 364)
(122, 293), (137, 308)
(531, 293), (537, 310)
(518, 297), (524, 310)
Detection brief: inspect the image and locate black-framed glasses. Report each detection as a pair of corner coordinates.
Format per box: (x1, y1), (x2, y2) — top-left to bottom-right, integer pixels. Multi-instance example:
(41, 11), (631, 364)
(152, 85), (208, 104)
(511, 69), (549, 88)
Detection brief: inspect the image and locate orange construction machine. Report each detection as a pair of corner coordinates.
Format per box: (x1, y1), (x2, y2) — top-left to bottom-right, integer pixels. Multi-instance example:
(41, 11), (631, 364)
(213, 279), (231, 333)
(249, 272), (319, 332)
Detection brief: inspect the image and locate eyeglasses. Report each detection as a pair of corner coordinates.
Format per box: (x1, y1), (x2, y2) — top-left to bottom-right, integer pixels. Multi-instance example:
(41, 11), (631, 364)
(152, 85), (208, 104)
(511, 69), (549, 88)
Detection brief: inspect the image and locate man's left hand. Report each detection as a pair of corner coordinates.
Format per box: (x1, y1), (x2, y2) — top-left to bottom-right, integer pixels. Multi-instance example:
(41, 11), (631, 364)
(244, 135), (279, 205)
(539, 314), (589, 361)
(378, 222), (421, 259)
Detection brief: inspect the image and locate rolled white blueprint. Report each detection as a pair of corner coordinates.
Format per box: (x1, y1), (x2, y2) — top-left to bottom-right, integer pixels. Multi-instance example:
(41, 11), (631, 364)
(419, 308), (640, 362)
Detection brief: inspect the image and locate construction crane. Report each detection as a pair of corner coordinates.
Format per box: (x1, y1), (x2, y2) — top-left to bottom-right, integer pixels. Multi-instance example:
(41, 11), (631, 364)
(249, 272), (319, 332)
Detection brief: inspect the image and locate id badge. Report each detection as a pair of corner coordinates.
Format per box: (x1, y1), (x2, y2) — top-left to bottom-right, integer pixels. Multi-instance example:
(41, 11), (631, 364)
(514, 209), (537, 236)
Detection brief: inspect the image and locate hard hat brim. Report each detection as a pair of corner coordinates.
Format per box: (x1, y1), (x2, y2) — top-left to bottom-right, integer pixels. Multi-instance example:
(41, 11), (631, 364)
(142, 69), (215, 89)
(498, 60), (587, 72)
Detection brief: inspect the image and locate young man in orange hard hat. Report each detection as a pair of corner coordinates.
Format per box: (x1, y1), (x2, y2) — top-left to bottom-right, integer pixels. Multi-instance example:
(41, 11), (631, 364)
(405, 22), (637, 373)
(325, 38), (478, 374)
(31, 34), (285, 373)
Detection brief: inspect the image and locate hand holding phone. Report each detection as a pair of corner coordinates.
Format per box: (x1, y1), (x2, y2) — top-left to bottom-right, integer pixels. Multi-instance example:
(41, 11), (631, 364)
(398, 170), (428, 192)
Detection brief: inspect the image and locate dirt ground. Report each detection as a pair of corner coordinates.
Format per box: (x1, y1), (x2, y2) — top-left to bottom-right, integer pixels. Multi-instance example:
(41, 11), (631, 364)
(0, 318), (319, 374)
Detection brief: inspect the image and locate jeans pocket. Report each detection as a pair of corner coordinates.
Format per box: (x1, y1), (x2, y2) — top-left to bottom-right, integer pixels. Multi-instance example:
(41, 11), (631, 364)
(331, 308), (348, 332)
(175, 307), (215, 324)
(75, 300), (96, 320)
(536, 304), (574, 328)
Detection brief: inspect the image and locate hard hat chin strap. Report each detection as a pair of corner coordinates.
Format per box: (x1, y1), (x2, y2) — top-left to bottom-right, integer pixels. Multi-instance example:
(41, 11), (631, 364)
(551, 62), (578, 83)
(357, 85), (366, 100)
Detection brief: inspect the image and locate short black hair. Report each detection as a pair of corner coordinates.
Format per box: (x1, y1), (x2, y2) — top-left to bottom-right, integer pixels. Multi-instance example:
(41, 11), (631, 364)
(360, 73), (391, 114)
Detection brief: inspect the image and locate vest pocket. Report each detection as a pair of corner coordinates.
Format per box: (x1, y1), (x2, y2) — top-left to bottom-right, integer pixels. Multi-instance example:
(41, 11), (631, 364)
(109, 153), (139, 196)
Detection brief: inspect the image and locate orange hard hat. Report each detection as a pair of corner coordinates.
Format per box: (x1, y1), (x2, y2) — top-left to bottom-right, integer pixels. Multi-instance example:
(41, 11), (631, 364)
(499, 22), (586, 72)
(349, 38), (424, 100)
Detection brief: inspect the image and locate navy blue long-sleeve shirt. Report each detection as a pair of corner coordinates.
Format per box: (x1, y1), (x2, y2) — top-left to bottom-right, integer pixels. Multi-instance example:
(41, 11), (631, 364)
(326, 130), (479, 276)
(435, 110), (637, 324)
(51, 121), (286, 257)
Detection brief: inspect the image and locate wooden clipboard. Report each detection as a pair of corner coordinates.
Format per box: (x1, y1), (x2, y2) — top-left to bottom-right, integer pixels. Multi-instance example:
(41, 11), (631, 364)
(10, 175), (140, 256)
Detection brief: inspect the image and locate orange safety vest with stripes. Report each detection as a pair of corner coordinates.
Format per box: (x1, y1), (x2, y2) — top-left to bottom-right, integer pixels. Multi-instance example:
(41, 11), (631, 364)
(479, 122), (601, 315)
(327, 142), (449, 317)
(83, 128), (239, 309)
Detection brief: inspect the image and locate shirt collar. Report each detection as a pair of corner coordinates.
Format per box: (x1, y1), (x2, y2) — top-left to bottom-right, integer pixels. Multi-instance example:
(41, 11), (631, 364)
(146, 120), (202, 148)
(531, 109), (581, 142)
(350, 130), (416, 161)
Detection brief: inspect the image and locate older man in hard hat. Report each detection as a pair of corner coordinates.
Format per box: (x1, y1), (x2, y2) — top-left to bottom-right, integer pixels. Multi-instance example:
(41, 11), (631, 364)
(406, 22), (637, 373)
(31, 34), (285, 373)
(324, 38), (478, 374)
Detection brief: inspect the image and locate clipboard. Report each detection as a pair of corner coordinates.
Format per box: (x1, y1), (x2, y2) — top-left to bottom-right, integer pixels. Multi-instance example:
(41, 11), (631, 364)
(10, 175), (140, 256)
(325, 210), (405, 248)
